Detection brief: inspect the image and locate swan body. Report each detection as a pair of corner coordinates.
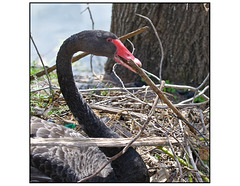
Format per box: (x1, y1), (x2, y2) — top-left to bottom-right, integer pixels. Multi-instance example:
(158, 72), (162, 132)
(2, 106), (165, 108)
(30, 30), (149, 182)
(31, 117), (114, 182)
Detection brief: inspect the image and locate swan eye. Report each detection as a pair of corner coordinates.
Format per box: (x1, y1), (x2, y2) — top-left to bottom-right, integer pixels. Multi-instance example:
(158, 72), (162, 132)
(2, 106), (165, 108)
(107, 38), (112, 43)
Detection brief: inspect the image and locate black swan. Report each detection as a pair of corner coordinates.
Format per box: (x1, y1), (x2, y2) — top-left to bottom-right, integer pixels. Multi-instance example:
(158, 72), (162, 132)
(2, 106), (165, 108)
(30, 30), (149, 182)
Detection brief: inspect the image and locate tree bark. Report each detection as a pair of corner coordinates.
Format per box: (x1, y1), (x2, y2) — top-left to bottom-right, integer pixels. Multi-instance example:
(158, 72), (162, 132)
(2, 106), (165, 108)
(104, 3), (210, 88)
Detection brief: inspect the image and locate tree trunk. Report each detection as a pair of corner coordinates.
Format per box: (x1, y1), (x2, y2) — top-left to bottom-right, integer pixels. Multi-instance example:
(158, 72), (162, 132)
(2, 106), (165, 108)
(104, 3), (210, 88)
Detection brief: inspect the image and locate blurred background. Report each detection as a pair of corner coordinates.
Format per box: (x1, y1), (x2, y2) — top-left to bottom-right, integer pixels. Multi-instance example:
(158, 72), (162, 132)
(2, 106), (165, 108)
(30, 3), (112, 76)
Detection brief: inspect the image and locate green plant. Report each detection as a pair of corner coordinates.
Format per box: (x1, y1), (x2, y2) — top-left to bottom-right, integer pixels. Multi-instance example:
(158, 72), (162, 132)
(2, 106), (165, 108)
(31, 60), (58, 82)
(194, 96), (206, 103)
(141, 74), (151, 83)
(157, 146), (210, 182)
(30, 91), (52, 115)
(100, 90), (109, 96)
(163, 80), (177, 99)
(30, 61), (40, 75)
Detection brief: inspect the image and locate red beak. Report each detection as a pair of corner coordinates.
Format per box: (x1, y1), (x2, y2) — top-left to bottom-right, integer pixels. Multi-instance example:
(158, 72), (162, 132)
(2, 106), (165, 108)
(112, 39), (142, 73)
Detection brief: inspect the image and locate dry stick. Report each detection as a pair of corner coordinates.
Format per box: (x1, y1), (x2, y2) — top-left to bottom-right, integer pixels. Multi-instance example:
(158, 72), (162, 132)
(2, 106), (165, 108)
(31, 137), (179, 147)
(31, 86), (60, 93)
(178, 85), (209, 104)
(140, 69), (209, 101)
(136, 14), (164, 81)
(191, 73), (209, 103)
(165, 132), (183, 182)
(76, 84), (209, 100)
(128, 59), (196, 134)
(127, 39), (135, 54)
(137, 64), (208, 144)
(156, 100), (209, 109)
(81, 4), (99, 78)
(112, 63), (150, 107)
(161, 84), (209, 100)
(179, 120), (204, 182)
(150, 84), (183, 180)
(31, 85), (208, 109)
(119, 26), (149, 42)
(150, 121), (186, 154)
(186, 142), (203, 182)
(168, 108), (209, 146)
(114, 28), (161, 113)
(30, 52), (89, 81)
(106, 109), (131, 128)
(30, 33), (54, 98)
(188, 142), (209, 174)
(156, 120), (209, 182)
(112, 64), (180, 112)
(199, 109), (207, 134)
(179, 120), (193, 181)
(30, 26), (149, 81)
(149, 111), (183, 182)
(81, 3), (95, 29)
(158, 145), (209, 182)
(79, 94), (159, 182)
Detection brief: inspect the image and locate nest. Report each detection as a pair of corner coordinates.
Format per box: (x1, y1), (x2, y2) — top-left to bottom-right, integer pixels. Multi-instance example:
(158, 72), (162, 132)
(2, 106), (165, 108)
(30, 72), (210, 182)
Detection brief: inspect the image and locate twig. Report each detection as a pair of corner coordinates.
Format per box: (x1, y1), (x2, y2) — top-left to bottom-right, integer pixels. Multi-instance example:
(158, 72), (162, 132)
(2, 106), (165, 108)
(136, 14), (164, 80)
(112, 63), (149, 107)
(179, 120), (206, 182)
(118, 26), (148, 42)
(81, 3), (95, 30)
(191, 73), (209, 103)
(30, 52), (89, 81)
(81, 4), (99, 78)
(90, 104), (147, 119)
(135, 68), (208, 141)
(172, 114), (209, 146)
(142, 69), (161, 83)
(142, 68), (209, 101)
(186, 141), (203, 182)
(148, 109), (183, 182)
(178, 85), (209, 104)
(157, 145), (209, 182)
(156, 100), (209, 109)
(150, 121), (186, 155)
(199, 109), (207, 134)
(30, 85), (208, 109)
(31, 86), (60, 93)
(128, 59), (196, 134)
(165, 84), (209, 101)
(42, 103), (54, 118)
(188, 142), (209, 174)
(89, 55), (99, 78)
(127, 39), (135, 54)
(165, 132), (183, 182)
(77, 83), (186, 92)
(196, 73), (209, 91)
(76, 83), (209, 101)
(203, 3), (209, 12)
(30, 26), (149, 81)
(106, 109), (134, 130)
(30, 33), (54, 99)
(31, 137), (179, 148)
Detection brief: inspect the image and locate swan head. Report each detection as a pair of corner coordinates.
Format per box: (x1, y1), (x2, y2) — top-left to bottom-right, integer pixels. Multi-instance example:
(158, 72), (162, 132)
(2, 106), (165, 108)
(76, 30), (142, 73)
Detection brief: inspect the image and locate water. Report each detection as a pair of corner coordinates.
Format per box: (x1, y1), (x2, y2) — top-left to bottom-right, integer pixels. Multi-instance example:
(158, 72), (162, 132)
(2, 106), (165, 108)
(30, 3), (112, 76)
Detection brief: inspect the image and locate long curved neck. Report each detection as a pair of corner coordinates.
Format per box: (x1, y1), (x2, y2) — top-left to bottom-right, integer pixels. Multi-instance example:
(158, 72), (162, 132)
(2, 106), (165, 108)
(56, 33), (149, 182)
(56, 34), (118, 139)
